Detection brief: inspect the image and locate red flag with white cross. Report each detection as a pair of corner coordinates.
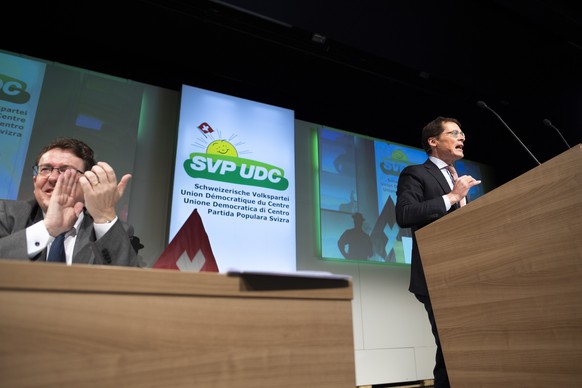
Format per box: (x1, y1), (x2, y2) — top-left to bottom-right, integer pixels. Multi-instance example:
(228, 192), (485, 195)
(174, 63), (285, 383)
(153, 208), (219, 272)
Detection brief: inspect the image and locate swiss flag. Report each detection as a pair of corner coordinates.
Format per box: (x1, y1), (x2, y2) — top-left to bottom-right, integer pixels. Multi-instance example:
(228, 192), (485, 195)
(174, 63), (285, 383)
(197, 122), (214, 134)
(153, 208), (219, 272)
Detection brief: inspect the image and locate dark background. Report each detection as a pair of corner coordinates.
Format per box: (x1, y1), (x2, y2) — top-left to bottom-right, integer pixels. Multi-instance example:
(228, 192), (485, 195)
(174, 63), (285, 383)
(6, 0), (582, 186)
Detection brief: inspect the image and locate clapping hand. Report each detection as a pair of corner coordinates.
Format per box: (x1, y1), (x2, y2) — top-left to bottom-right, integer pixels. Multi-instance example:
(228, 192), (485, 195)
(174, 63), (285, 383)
(79, 161), (132, 224)
(44, 169), (84, 236)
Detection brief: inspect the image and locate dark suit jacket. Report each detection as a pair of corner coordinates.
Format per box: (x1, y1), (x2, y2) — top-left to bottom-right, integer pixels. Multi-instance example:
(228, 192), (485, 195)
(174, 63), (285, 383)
(0, 199), (142, 266)
(395, 159), (459, 296)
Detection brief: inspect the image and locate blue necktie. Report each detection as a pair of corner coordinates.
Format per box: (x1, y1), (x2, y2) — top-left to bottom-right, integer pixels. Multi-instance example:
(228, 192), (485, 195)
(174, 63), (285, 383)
(47, 233), (66, 263)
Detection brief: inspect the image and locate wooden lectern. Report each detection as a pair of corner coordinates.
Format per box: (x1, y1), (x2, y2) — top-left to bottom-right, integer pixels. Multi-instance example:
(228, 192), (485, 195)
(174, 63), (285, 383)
(0, 262), (356, 388)
(416, 144), (582, 387)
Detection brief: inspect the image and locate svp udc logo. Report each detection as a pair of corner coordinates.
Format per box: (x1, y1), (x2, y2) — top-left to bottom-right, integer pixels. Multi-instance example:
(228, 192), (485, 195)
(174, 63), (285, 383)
(182, 122), (289, 191)
(0, 74), (31, 104)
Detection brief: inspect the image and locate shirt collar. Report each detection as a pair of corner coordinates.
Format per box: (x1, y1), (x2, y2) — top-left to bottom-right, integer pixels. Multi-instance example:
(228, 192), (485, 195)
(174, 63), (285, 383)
(68, 211), (84, 237)
(429, 156), (448, 170)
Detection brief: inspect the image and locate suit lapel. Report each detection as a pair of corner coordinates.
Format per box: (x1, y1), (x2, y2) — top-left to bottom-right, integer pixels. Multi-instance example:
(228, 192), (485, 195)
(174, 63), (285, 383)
(72, 211), (96, 263)
(424, 159), (459, 210)
(27, 200), (44, 226)
(24, 200), (48, 261)
(424, 160), (450, 194)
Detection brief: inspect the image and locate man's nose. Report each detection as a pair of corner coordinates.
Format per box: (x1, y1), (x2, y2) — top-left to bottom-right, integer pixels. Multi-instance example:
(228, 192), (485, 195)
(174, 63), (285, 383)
(47, 168), (60, 180)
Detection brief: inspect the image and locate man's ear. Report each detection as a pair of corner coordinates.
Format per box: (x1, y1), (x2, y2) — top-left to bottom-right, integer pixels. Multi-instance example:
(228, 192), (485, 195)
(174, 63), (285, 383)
(428, 136), (438, 148)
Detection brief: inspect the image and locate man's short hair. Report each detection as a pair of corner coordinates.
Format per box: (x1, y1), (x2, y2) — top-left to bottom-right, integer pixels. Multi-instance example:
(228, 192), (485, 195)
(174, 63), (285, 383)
(36, 137), (97, 172)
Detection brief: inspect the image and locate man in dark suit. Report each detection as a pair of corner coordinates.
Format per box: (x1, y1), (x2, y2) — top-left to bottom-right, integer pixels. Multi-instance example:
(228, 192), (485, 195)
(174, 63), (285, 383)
(395, 117), (481, 388)
(0, 137), (142, 266)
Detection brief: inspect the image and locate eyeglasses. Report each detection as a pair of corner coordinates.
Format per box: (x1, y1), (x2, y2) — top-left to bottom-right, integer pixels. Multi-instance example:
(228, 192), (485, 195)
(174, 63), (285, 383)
(443, 130), (465, 139)
(33, 165), (84, 177)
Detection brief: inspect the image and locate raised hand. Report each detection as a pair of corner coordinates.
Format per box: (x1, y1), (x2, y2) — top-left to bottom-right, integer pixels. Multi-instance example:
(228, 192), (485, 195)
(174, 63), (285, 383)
(44, 169), (84, 236)
(79, 161), (132, 224)
(448, 174), (481, 205)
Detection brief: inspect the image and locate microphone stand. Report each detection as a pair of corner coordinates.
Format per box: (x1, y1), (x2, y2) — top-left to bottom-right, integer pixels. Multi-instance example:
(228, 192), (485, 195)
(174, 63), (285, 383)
(543, 119), (571, 149)
(477, 101), (541, 165)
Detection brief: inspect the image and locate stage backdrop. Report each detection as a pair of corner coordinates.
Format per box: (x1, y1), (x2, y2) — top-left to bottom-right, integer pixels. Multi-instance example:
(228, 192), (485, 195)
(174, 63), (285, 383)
(0, 51), (45, 200)
(318, 125), (493, 265)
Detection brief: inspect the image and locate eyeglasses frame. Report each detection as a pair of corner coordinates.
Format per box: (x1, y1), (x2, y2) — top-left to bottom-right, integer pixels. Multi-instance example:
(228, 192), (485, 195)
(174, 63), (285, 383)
(33, 165), (84, 177)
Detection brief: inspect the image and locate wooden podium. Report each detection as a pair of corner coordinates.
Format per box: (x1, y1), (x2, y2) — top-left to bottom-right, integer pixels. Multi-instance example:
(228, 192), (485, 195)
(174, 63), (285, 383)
(0, 261), (356, 388)
(416, 144), (582, 387)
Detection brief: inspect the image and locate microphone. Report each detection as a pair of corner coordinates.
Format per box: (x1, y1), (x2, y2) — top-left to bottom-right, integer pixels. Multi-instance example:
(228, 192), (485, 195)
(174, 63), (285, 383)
(476, 100), (541, 165)
(543, 119), (571, 149)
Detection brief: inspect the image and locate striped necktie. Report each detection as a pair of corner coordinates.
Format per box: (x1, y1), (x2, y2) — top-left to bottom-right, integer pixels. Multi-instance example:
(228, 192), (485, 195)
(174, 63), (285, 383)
(446, 165), (466, 207)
